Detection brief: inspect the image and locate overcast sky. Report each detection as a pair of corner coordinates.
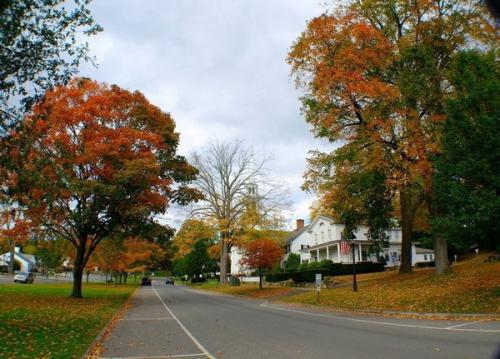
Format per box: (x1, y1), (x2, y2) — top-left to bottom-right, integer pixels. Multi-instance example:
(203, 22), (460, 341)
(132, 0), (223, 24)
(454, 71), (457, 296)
(80, 0), (331, 230)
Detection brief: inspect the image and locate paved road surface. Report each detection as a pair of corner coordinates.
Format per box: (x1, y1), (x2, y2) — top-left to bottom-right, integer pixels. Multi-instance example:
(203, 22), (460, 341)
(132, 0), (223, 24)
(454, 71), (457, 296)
(101, 282), (500, 359)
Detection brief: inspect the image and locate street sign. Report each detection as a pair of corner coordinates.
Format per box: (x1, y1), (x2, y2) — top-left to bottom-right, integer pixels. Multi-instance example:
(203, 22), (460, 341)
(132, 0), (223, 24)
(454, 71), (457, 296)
(315, 273), (322, 303)
(315, 273), (322, 290)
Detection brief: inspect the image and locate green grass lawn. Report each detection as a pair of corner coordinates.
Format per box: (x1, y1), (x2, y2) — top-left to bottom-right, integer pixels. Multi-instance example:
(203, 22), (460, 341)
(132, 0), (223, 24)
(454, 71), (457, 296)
(0, 282), (137, 359)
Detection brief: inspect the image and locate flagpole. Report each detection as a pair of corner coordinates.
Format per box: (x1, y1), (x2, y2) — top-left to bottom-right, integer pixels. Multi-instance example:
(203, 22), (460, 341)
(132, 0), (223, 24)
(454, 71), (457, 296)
(352, 242), (358, 292)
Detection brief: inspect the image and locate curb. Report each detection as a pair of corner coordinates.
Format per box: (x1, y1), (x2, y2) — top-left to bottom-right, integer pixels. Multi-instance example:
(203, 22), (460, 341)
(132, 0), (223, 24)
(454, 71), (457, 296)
(81, 286), (138, 359)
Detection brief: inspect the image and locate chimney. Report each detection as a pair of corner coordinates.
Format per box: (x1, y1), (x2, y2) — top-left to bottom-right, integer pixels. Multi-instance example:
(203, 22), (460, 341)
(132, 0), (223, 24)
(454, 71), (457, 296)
(296, 219), (304, 230)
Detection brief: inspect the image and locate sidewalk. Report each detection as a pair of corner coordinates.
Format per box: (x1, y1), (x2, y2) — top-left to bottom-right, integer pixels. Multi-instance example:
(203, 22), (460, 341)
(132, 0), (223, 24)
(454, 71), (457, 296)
(99, 285), (211, 359)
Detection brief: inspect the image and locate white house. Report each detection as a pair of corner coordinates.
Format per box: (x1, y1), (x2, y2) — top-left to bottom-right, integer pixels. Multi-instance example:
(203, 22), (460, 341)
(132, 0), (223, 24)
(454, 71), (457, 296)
(284, 216), (434, 267)
(0, 247), (37, 272)
(230, 246), (247, 276)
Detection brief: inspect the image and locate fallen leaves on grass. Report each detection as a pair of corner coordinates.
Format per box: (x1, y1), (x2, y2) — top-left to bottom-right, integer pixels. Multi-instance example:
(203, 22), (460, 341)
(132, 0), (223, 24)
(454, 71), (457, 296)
(282, 255), (500, 314)
(0, 283), (136, 359)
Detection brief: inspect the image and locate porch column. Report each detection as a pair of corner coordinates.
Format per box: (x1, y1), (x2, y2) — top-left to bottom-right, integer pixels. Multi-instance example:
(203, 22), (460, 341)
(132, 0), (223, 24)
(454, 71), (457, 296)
(358, 243), (362, 262)
(317, 249), (320, 261)
(337, 244), (341, 262)
(326, 246), (330, 260)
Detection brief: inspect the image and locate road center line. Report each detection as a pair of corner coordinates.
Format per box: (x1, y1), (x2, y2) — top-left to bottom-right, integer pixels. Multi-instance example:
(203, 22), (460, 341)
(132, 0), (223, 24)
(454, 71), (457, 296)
(152, 285), (215, 359)
(260, 302), (500, 333)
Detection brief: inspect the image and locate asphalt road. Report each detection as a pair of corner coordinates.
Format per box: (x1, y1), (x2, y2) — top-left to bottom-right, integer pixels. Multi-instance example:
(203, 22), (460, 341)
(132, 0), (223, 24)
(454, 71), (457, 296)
(101, 283), (500, 359)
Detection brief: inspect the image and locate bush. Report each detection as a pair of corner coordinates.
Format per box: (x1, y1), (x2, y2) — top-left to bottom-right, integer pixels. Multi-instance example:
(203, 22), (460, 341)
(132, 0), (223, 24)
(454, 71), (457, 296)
(290, 261), (385, 283)
(416, 261), (435, 267)
(265, 271), (291, 282)
(298, 262), (309, 271)
(284, 253), (301, 270)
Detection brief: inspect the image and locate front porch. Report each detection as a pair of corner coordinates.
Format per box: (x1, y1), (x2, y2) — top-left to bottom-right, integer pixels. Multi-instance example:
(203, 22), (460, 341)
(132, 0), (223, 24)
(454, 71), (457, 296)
(308, 242), (375, 264)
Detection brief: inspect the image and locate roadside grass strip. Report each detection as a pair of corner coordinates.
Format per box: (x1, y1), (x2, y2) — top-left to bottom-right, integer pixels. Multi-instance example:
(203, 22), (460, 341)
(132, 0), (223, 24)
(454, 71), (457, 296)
(0, 282), (136, 359)
(281, 255), (500, 314)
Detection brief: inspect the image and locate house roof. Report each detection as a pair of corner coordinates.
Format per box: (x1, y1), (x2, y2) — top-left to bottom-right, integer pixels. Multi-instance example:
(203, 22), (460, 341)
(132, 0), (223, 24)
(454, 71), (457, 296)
(285, 225), (309, 245)
(415, 247), (434, 254)
(0, 252), (36, 265)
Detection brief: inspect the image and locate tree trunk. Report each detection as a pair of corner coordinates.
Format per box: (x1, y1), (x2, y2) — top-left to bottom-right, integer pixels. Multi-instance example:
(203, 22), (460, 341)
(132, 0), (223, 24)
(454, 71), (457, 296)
(259, 269), (263, 290)
(219, 233), (228, 285)
(71, 244), (87, 298)
(399, 188), (414, 274)
(433, 235), (450, 275)
(428, 199), (451, 275)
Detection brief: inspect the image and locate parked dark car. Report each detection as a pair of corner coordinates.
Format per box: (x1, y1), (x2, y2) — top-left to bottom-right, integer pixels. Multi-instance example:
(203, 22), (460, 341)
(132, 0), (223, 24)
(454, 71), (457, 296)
(165, 277), (174, 285)
(141, 277), (151, 286)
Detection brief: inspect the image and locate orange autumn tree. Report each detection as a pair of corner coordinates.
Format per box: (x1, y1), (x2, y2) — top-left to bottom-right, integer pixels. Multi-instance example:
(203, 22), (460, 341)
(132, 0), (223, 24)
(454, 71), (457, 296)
(10, 78), (201, 297)
(0, 207), (30, 273)
(240, 238), (282, 289)
(288, 1), (495, 274)
(90, 236), (163, 283)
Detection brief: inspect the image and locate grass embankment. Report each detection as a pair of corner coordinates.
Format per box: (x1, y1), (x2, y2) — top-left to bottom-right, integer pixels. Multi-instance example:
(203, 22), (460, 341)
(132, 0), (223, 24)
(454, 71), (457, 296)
(186, 279), (295, 299)
(0, 282), (136, 359)
(282, 254), (500, 314)
(189, 255), (499, 314)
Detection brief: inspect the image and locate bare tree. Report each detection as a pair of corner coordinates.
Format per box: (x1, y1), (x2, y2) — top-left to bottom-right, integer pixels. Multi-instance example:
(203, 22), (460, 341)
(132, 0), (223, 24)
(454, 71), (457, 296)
(189, 141), (289, 284)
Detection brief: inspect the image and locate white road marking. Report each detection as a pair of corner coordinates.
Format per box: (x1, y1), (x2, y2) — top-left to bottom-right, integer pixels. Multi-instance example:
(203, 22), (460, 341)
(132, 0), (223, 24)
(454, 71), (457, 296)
(260, 302), (500, 333)
(446, 320), (483, 329)
(101, 354), (206, 359)
(152, 285), (215, 359)
(120, 317), (176, 321)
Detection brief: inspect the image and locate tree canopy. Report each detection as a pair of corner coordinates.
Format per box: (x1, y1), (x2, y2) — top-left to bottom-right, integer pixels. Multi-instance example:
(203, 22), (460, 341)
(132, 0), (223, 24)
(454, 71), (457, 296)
(0, 0), (101, 129)
(8, 78), (201, 297)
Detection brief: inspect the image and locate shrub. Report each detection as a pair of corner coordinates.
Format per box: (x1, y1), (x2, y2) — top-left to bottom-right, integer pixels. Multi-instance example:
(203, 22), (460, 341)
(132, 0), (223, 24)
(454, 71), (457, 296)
(290, 261), (385, 283)
(284, 253), (301, 270)
(265, 271), (290, 282)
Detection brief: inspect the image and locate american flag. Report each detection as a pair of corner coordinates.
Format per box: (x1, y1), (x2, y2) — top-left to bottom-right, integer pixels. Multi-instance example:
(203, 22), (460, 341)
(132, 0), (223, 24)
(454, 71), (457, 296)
(340, 235), (351, 255)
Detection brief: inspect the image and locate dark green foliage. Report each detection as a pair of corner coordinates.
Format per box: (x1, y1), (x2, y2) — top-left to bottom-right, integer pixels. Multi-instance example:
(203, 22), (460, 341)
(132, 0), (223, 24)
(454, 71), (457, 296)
(173, 240), (217, 277)
(267, 261), (385, 283)
(432, 51), (500, 252)
(0, 0), (101, 129)
(265, 271), (291, 282)
(284, 253), (300, 270)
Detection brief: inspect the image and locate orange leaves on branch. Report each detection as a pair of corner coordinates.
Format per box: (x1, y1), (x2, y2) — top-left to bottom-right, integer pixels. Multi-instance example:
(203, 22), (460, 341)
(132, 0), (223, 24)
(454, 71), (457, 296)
(240, 238), (283, 273)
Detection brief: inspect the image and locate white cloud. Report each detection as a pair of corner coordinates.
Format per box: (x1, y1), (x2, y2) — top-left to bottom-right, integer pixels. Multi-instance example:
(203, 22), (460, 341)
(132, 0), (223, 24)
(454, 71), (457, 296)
(79, 0), (330, 229)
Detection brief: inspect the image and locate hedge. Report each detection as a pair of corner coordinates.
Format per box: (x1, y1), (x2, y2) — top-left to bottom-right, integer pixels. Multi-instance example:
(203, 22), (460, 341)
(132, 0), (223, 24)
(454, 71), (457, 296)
(266, 261), (385, 283)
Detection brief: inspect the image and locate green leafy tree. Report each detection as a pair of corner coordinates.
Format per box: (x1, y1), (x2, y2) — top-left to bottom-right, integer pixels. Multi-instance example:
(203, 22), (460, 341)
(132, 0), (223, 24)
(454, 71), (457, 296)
(432, 51), (500, 253)
(0, 0), (101, 129)
(184, 240), (217, 277)
(284, 253), (300, 270)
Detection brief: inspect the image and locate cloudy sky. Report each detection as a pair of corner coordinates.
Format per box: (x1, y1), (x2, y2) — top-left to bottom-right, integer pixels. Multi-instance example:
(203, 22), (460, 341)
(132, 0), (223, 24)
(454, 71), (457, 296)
(80, 0), (331, 229)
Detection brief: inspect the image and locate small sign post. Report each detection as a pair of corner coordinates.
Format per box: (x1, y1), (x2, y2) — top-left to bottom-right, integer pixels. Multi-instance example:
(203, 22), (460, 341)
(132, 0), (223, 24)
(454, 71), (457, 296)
(315, 273), (322, 303)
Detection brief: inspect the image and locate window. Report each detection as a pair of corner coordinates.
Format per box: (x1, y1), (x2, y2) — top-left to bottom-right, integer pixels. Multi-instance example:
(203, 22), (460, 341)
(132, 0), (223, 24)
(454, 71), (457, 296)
(314, 234), (318, 244)
(320, 231), (324, 241)
(430, 255), (433, 260)
(424, 254), (427, 260)
(328, 229), (331, 240)
(301, 244), (309, 250)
